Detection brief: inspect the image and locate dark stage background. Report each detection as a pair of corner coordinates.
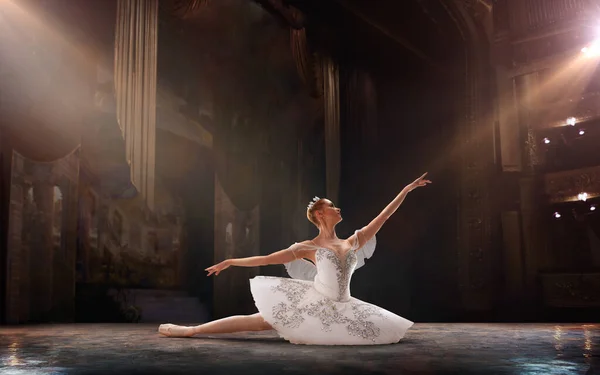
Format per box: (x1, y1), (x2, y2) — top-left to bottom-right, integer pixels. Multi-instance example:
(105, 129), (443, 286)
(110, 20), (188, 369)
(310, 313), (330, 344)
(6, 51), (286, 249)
(1, 0), (600, 326)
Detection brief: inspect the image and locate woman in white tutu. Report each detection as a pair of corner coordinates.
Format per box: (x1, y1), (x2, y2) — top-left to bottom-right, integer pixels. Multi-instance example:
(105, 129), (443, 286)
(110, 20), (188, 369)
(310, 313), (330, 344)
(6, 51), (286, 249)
(159, 173), (431, 345)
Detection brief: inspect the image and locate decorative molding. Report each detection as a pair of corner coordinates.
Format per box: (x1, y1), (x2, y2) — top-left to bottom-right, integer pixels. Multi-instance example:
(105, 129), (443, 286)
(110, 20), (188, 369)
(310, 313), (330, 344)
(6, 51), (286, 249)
(525, 126), (540, 169)
(545, 166), (600, 203)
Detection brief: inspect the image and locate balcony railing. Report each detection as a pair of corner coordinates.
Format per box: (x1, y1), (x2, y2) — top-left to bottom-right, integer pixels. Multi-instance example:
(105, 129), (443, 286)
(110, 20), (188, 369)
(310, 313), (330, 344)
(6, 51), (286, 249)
(540, 272), (600, 308)
(537, 92), (600, 129)
(545, 165), (600, 203)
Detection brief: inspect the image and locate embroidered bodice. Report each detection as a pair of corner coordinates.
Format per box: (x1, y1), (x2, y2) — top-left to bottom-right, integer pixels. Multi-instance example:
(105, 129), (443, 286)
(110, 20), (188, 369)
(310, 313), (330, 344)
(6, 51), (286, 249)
(283, 230), (378, 288)
(313, 248), (358, 302)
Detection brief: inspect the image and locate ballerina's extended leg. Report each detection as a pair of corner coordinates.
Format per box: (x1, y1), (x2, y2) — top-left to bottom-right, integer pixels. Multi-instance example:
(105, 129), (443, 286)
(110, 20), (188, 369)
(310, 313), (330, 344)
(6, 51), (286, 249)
(158, 313), (272, 337)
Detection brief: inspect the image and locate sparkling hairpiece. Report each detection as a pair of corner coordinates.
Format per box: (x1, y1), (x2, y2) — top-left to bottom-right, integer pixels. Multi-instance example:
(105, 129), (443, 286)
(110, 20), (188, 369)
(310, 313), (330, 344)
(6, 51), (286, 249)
(307, 196), (320, 211)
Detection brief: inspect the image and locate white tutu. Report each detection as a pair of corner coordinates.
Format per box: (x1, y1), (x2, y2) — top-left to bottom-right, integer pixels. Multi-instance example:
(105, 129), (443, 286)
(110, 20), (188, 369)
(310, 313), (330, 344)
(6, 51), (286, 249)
(249, 231), (414, 345)
(250, 276), (413, 345)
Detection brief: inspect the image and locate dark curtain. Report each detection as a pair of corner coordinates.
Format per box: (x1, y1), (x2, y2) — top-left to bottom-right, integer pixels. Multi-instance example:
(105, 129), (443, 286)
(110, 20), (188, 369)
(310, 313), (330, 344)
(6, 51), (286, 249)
(290, 27), (322, 99)
(343, 68), (378, 148)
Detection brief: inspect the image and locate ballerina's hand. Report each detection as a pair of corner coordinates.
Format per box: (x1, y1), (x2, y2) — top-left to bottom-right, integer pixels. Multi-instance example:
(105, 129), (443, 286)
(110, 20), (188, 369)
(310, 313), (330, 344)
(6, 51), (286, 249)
(205, 260), (232, 276)
(408, 172), (432, 191)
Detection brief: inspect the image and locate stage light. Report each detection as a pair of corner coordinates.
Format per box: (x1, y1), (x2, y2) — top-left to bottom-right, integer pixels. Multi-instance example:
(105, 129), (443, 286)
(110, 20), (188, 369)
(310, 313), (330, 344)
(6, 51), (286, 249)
(579, 129), (586, 135)
(582, 41), (600, 58)
(543, 137), (551, 144)
(567, 117), (577, 126)
(554, 212), (561, 219)
(578, 192), (589, 202)
(591, 205), (597, 212)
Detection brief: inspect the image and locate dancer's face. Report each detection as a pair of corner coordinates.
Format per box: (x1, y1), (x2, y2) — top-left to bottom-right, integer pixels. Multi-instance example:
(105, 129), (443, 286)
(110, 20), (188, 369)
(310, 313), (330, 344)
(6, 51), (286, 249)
(316, 199), (342, 227)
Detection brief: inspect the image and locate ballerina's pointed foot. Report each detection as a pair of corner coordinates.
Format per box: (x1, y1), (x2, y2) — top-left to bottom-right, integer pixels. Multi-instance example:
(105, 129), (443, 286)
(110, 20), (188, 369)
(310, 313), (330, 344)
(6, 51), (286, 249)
(158, 324), (195, 337)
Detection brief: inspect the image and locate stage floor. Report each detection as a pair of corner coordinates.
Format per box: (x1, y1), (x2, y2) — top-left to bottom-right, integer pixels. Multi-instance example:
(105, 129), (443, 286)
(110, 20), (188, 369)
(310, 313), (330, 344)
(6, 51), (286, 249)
(0, 323), (598, 374)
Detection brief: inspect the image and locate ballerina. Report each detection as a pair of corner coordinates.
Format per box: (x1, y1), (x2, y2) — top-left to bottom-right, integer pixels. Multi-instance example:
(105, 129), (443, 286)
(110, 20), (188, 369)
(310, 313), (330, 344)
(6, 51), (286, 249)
(159, 173), (431, 345)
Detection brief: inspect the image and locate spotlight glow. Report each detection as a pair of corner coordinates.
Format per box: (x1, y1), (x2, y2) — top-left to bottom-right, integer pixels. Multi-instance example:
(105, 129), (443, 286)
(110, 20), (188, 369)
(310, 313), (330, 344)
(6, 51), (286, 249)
(579, 129), (586, 135)
(554, 212), (561, 219)
(567, 117), (577, 126)
(591, 205), (597, 212)
(543, 137), (551, 144)
(578, 192), (589, 202)
(582, 41), (600, 57)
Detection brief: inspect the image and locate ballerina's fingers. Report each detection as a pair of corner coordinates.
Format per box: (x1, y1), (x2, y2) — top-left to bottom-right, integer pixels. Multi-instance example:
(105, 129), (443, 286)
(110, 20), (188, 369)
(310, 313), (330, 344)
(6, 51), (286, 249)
(412, 173), (430, 186)
(205, 266), (223, 276)
(414, 180), (431, 188)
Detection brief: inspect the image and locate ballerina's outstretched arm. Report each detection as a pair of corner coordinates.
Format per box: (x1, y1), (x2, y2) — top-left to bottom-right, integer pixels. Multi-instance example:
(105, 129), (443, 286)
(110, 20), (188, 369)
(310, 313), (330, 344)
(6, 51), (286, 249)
(205, 241), (314, 276)
(349, 172), (431, 248)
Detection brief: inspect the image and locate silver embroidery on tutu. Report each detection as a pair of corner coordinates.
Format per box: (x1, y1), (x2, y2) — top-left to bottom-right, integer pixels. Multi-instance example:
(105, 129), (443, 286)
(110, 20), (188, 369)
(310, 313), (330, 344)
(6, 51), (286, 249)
(249, 230), (414, 345)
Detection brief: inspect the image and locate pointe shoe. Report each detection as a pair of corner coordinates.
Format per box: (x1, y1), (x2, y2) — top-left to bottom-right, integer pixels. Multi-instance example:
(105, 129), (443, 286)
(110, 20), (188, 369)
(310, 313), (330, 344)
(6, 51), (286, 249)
(158, 324), (194, 337)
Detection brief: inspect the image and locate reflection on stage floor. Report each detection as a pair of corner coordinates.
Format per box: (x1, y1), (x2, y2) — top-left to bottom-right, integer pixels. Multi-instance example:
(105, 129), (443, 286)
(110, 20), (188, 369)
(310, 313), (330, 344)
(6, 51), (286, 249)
(0, 323), (598, 374)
